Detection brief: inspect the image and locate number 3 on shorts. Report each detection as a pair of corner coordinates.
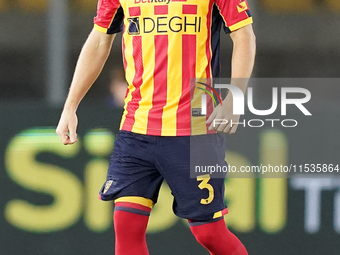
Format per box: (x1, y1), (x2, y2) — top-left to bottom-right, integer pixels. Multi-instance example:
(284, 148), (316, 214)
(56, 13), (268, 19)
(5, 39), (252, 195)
(197, 174), (214, 205)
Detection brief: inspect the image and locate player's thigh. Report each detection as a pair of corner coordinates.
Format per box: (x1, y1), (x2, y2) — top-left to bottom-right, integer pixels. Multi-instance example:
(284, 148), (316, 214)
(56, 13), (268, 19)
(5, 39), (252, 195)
(99, 131), (163, 203)
(156, 134), (227, 221)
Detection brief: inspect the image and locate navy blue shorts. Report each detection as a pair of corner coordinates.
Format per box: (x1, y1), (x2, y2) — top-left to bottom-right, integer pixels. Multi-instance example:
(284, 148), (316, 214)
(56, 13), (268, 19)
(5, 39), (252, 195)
(99, 130), (228, 221)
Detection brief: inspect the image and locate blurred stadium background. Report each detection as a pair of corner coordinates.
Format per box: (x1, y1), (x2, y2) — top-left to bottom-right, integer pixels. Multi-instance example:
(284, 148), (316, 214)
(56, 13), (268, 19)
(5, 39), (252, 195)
(1, 1), (340, 254)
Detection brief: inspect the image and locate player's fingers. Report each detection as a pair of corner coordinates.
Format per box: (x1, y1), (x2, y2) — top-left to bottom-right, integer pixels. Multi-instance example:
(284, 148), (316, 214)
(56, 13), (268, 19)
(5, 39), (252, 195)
(208, 121), (215, 131)
(68, 125), (78, 144)
(208, 113), (222, 131)
(230, 123), (239, 134)
(56, 128), (67, 145)
(56, 124), (76, 145)
(226, 123), (238, 135)
(55, 125), (66, 143)
(217, 120), (230, 133)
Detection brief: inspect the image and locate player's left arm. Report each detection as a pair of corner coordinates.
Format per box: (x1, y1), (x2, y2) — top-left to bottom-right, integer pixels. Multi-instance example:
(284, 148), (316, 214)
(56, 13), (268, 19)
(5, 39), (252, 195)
(230, 24), (256, 82)
(207, 24), (256, 134)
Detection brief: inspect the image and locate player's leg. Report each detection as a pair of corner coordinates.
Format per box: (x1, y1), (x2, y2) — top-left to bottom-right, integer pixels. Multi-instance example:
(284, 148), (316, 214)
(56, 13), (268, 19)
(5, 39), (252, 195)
(156, 133), (248, 255)
(99, 131), (163, 255)
(114, 197), (154, 255)
(189, 218), (248, 255)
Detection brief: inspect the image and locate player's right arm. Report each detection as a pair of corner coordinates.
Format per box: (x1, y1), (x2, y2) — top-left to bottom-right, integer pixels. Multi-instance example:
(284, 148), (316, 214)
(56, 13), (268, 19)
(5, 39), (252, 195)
(56, 29), (115, 145)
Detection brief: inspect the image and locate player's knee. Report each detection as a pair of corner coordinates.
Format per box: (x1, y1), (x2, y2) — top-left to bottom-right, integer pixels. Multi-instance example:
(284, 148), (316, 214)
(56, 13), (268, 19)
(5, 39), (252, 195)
(113, 196), (153, 235)
(190, 224), (217, 247)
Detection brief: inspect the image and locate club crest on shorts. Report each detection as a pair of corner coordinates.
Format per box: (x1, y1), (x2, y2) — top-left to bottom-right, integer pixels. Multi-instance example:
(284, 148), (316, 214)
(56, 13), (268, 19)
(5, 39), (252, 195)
(103, 180), (113, 194)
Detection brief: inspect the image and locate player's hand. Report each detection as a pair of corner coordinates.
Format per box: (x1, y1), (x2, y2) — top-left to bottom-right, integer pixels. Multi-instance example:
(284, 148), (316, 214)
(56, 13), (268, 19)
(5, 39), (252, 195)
(56, 110), (78, 145)
(206, 94), (241, 135)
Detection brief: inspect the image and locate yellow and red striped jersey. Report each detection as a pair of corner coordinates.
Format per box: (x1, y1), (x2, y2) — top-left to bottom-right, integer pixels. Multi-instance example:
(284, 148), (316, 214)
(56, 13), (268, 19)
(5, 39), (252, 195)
(94, 0), (252, 136)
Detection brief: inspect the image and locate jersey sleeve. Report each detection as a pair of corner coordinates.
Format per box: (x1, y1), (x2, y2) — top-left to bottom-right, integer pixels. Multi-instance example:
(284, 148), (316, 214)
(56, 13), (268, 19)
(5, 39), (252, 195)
(215, 0), (253, 33)
(94, 0), (124, 34)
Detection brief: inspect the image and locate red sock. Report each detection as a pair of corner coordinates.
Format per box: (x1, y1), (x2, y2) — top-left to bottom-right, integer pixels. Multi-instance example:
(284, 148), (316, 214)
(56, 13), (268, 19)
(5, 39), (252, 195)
(189, 218), (248, 255)
(114, 201), (151, 255)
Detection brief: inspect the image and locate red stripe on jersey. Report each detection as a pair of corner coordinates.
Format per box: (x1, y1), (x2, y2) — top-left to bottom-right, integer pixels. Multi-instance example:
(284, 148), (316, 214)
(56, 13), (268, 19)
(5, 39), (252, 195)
(122, 34), (127, 70)
(122, 35), (129, 101)
(177, 34), (196, 135)
(129, 6), (141, 16)
(205, 79), (215, 133)
(205, 5), (214, 132)
(205, 4), (213, 79)
(182, 5), (197, 15)
(146, 35), (168, 135)
(121, 36), (144, 131)
(154, 5), (168, 15)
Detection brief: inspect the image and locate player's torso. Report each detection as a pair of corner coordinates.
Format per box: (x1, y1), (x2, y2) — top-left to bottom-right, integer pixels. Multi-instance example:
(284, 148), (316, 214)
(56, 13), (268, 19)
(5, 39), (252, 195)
(119, 0), (218, 136)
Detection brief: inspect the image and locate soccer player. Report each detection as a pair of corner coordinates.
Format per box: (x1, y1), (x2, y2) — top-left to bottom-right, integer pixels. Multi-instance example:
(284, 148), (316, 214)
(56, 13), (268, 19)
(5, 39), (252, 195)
(56, 0), (256, 254)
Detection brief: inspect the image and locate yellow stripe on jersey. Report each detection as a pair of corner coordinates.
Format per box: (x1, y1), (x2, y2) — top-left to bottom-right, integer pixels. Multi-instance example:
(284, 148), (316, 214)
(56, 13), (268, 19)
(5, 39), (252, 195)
(195, 2), (210, 79)
(94, 24), (108, 34)
(192, 78), (209, 135)
(192, 3), (211, 135)
(119, 34), (136, 130)
(161, 6), (184, 136)
(229, 17), (253, 32)
(132, 7), (156, 134)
